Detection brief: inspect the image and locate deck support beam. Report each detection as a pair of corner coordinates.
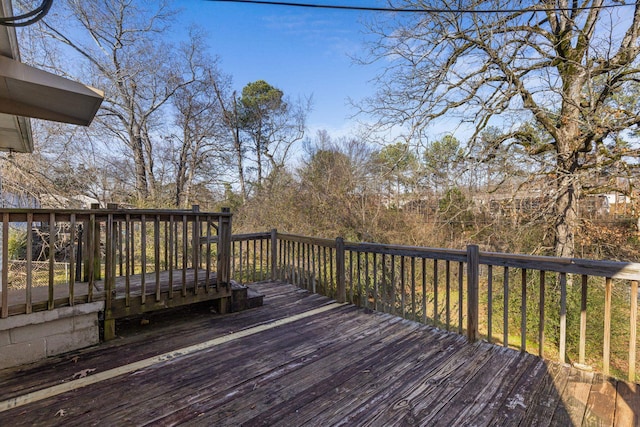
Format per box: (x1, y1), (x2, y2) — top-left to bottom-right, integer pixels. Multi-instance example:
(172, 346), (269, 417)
(104, 316), (116, 341)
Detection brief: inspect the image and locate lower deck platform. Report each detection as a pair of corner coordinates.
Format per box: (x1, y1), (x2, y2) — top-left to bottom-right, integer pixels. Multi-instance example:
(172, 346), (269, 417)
(0, 281), (638, 425)
(3, 268), (231, 318)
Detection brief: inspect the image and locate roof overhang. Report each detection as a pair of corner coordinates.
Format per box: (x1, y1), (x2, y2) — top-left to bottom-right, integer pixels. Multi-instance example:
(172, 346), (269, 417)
(0, 0), (104, 153)
(0, 0), (31, 153)
(0, 55), (104, 126)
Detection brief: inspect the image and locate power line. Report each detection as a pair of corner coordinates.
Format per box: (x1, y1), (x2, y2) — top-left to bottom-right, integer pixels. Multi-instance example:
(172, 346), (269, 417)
(0, 0), (53, 27)
(206, 0), (634, 14)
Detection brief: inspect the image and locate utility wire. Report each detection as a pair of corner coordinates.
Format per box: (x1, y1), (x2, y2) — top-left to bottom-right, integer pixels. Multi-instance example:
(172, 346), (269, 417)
(206, 0), (635, 14)
(0, 0), (54, 27)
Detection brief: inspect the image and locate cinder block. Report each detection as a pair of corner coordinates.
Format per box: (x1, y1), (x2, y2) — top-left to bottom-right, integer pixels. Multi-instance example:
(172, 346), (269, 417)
(73, 313), (99, 331)
(45, 328), (99, 357)
(0, 339), (46, 370)
(0, 302), (104, 331)
(10, 317), (74, 343)
(0, 330), (10, 346)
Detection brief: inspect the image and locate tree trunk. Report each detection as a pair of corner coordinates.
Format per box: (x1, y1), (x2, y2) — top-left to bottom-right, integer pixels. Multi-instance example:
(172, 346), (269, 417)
(554, 151), (579, 258)
(131, 131), (148, 201)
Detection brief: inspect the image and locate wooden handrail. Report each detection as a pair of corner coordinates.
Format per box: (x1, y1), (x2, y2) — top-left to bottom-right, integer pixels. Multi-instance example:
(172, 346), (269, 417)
(224, 229), (640, 383)
(0, 207), (232, 324)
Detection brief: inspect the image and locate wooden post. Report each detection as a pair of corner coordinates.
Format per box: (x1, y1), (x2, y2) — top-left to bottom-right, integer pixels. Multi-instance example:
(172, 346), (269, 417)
(336, 237), (346, 303)
(217, 208), (232, 287)
(466, 245), (479, 342)
(271, 228), (278, 280)
(103, 205), (117, 341)
(90, 203), (101, 281)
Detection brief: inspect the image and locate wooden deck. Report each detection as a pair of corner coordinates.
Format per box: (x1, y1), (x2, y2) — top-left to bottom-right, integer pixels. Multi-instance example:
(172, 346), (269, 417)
(3, 269), (231, 317)
(0, 281), (638, 426)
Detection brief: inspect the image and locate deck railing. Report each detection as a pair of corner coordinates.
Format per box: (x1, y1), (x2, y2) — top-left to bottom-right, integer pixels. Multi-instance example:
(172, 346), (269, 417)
(231, 229), (640, 383)
(0, 206), (232, 319)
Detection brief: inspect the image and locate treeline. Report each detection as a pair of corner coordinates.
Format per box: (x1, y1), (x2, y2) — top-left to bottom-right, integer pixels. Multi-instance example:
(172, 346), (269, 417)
(231, 132), (640, 262)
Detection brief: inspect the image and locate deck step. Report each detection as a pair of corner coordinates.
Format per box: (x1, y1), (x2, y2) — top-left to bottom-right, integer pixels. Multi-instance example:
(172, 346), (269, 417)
(230, 282), (264, 312)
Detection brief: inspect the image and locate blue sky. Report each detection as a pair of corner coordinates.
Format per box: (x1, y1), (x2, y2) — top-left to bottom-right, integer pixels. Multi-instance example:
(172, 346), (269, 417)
(178, 1), (381, 137)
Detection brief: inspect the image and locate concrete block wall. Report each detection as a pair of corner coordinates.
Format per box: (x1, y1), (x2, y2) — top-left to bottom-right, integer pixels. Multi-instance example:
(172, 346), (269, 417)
(0, 302), (104, 370)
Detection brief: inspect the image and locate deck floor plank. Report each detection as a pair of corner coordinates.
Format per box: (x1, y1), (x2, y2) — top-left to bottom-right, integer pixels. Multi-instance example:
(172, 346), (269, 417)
(109, 307), (408, 425)
(240, 326), (462, 426)
(518, 360), (572, 426)
(420, 347), (540, 427)
(324, 338), (495, 426)
(264, 330), (464, 427)
(0, 280), (638, 426)
(584, 372), (618, 426)
(550, 368), (595, 426)
(615, 381), (640, 426)
(192, 324), (426, 426)
(476, 357), (549, 426)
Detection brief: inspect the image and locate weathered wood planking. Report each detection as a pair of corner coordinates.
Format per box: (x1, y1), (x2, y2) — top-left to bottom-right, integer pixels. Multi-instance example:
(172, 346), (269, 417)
(2, 268), (231, 317)
(0, 281), (637, 426)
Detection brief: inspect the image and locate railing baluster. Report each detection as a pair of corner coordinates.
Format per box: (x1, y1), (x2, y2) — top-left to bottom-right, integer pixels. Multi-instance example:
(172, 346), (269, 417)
(155, 215), (161, 301)
(305, 242), (310, 289)
(168, 215), (174, 297)
(391, 255), (397, 316)
(434, 259), (439, 327)
(629, 280), (638, 382)
(559, 272), (567, 363)
(357, 251), (362, 306)
(253, 238), (257, 282)
(87, 212), (95, 302)
(164, 220), (169, 271)
(487, 265), (493, 343)
(336, 237), (345, 303)
(579, 274), (588, 365)
(205, 215), (211, 292)
(458, 261), (463, 335)
(373, 253), (377, 311)
(604, 277), (612, 375)
(349, 250), (354, 304)
(182, 215), (187, 297)
(410, 257), (416, 320)
(26, 212), (33, 314)
(381, 254), (387, 313)
(125, 214), (131, 305)
(467, 245), (479, 342)
(259, 238), (264, 281)
(521, 268), (527, 352)
(246, 240), (251, 284)
(503, 267), (509, 348)
(400, 256), (405, 318)
(277, 238), (282, 280)
(539, 271), (546, 357)
(69, 214), (76, 306)
(141, 214), (147, 305)
(118, 221), (124, 276)
(48, 212), (55, 310)
(422, 258), (427, 325)
(1, 212), (8, 318)
(445, 260), (451, 331)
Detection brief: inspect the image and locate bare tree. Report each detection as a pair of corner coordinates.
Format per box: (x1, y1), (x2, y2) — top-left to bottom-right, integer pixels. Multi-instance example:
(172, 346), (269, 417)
(363, 0), (640, 257)
(30, 0), (203, 203)
(169, 36), (233, 208)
